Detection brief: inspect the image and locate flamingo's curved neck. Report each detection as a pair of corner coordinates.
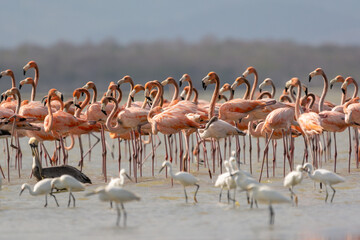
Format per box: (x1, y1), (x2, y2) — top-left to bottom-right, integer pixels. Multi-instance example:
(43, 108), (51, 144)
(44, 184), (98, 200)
(351, 79), (358, 100)
(295, 81), (304, 120)
(319, 72), (328, 112)
(250, 70), (258, 100)
(169, 80), (179, 104)
(75, 90), (90, 118)
(270, 82), (276, 98)
(209, 74), (220, 118)
(91, 85), (98, 104)
(30, 82), (36, 102)
(185, 79), (193, 101)
(105, 97), (121, 132)
(192, 88), (199, 104)
(45, 96), (54, 133)
(14, 90), (21, 114)
(341, 87), (347, 105)
(151, 82), (163, 110)
(124, 80), (135, 108)
(243, 80), (251, 100)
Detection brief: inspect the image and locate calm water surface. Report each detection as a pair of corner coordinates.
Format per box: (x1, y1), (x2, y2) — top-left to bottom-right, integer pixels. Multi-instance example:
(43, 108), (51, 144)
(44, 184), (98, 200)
(1, 89), (359, 240)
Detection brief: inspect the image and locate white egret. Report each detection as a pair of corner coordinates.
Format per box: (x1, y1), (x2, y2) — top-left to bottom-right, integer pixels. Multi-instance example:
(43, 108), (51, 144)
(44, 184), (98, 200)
(20, 178), (59, 207)
(86, 185), (140, 227)
(247, 183), (291, 225)
(231, 170), (259, 206)
(108, 168), (132, 208)
(283, 164), (304, 206)
(214, 160), (236, 203)
(51, 175), (86, 207)
(302, 163), (345, 203)
(159, 161), (200, 203)
(108, 168), (132, 187)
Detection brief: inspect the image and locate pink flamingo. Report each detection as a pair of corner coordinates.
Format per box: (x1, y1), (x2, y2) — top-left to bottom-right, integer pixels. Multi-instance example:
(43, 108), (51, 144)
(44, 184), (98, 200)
(285, 78), (323, 168)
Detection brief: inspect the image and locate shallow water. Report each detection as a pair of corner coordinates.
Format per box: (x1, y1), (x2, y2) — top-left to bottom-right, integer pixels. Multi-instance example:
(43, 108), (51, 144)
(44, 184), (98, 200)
(0, 129), (359, 240)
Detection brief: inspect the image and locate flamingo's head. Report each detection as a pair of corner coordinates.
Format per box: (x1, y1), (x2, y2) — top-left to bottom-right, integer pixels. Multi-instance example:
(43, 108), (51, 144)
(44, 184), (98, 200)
(23, 60), (37, 75)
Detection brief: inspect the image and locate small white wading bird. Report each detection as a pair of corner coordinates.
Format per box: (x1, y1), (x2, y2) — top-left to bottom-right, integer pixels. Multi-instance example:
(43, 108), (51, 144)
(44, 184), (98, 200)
(108, 168), (132, 187)
(214, 160), (236, 203)
(51, 175), (86, 207)
(86, 185), (140, 227)
(302, 163), (345, 203)
(20, 178), (59, 207)
(247, 183), (291, 225)
(159, 161), (200, 203)
(283, 165), (304, 206)
(108, 168), (133, 208)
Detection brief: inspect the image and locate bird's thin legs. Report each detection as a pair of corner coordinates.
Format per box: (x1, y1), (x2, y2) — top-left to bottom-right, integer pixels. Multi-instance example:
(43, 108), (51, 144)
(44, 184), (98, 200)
(333, 132), (337, 172)
(50, 193), (59, 207)
(325, 185), (329, 203)
(194, 184), (200, 203)
(218, 188), (223, 202)
(184, 187), (188, 203)
(68, 192), (76, 207)
(116, 203), (121, 226)
(269, 204), (274, 225)
(330, 185), (336, 203)
(259, 130), (275, 182)
(44, 194), (48, 207)
(121, 203), (127, 227)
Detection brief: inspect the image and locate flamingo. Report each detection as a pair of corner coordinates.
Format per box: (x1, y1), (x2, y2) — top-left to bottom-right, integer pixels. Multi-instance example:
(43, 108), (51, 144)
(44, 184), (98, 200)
(0, 69), (17, 112)
(146, 80), (200, 171)
(83, 81), (116, 181)
(258, 78), (276, 98)
(44, 89), (87, 164)
(259, 105), (296, 179)
(309, 68), (348, 170)
(18, 77), (49, 121)
(285, 78), (323, 168)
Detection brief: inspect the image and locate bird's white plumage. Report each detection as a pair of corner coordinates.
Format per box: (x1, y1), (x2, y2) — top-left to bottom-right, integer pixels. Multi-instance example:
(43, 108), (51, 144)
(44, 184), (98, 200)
(248, 184), (291, 204)
(20, 178), (59, 207)
(160, 161), (200, 203)
(51, 175), (85, 192)
(283, 165), (304, 188)
(86, 185), (140, 226)
(108, 169), (129, 187)
(302, 163), (345, 203)
(161, 161), (199, 186)
(303, 163), (345, 185)
(21, 178), (53, 196)
(199, 118), (244, 140)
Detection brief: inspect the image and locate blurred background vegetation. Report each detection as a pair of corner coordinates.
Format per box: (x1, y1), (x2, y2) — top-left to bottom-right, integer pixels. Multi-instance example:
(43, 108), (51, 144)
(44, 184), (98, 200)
(1, 38), (359, 96)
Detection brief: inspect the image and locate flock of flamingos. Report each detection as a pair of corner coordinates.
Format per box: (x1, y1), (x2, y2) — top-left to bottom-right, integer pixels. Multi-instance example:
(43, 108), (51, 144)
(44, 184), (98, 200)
(0, 60), (356, 226)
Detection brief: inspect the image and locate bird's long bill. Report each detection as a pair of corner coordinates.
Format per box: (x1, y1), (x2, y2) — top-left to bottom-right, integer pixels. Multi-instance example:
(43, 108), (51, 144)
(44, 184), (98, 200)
(125, 173), (133, 182)
(159, 166), (165, 174)
(19, 189), (24, 196)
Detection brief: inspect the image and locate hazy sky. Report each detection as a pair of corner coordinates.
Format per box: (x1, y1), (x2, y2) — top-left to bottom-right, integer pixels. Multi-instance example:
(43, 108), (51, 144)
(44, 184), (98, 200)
(2, 0), (360, 48)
